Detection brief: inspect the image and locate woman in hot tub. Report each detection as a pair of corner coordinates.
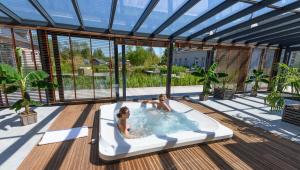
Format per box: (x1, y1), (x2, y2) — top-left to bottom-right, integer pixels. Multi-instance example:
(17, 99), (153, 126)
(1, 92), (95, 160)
(142, 94), (172, 112)
(117, 106), (138, 138)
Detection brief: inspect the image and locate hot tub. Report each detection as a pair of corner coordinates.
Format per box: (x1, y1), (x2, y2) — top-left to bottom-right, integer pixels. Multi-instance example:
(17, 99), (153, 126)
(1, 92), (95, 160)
(99, 100), (233, 161)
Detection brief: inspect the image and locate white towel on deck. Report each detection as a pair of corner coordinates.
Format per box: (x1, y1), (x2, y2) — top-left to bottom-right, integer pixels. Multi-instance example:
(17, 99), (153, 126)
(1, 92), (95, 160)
(38, 126), (88, 145)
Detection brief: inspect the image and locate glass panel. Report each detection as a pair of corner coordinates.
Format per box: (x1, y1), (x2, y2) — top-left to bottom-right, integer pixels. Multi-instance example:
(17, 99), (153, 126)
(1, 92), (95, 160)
(290, 51), (300, 68)
(171, 49), (206, 96)
(70, 37), (94, 99)
(217, 14), (252, 32)
(0, 11), (8, 17)
(38, 0), (79, 25)
(113, 0), (151, 31)
(0, 27), (15, 106)
(161, 0), (224, 35)
(245, 48), (262, 91)
(125, 46), (167, 98)
(57, 36), (76, 100)
(252, 7), (273, 18)
(77, 0), (111, 28)
(138, 0), (188, 34)
(180, 2), (251, 37)
(92, 39), (114, 98)
(273, 0), (296, 7)
(260, 49), (275, 90)
(0, 0), (45, 21)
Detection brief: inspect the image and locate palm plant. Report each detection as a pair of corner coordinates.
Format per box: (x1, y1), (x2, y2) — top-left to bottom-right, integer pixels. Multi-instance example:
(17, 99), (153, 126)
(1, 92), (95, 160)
(192, 63), (220, 100)
(245, 69), (269, 97)
(265, 63), (300, 112)
(0, 48), (56, 125)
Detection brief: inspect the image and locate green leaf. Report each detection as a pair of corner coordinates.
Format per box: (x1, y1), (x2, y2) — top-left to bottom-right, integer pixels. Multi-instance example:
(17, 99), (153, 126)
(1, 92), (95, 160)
(27, 71), (49, 82)
(4, 85), (19, 94)
(29, 100), (43, 106)
(217, 72), (228, 78)
(260, 78), (270, 84)
(10, 99), (24, 112)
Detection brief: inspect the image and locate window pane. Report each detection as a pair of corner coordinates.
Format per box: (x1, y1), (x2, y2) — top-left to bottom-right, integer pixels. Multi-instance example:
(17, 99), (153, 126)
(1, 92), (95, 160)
(180, 2), (251, 37)
(113, 0), (151, 31)
(0, 0), (45, 21)
(92, 39), (114, 98)
(77, 0), (111, 28)
(217, 14), (252, 32)
(161, 0), (224, 35)
(138, 0), (188, 34)
(71, 37), (94, 99)
(38, 0), (79, 25)
(252, 7), (273, 18)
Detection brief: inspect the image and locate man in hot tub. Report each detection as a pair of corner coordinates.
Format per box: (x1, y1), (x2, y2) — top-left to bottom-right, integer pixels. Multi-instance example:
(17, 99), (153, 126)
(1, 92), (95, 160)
(142, 94), (172, 112)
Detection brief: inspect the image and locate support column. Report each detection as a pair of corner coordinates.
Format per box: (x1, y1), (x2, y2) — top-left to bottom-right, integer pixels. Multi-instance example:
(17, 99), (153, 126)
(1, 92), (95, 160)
(114, 40), (119, 100)
(52, 34), (64, 101)
(121, 45), (126, 100)
(166, 40), (174, 98)
(37, 30), (55, 103)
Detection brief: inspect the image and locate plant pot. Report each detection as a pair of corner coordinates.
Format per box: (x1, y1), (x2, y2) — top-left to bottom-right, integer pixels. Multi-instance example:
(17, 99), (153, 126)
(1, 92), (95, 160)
(282, 104), (300, 126)
(20, 110), (37, 126)
(250, 90), (257, 97)
(213, 88), (235, 100)
(199, 94), (209, 101)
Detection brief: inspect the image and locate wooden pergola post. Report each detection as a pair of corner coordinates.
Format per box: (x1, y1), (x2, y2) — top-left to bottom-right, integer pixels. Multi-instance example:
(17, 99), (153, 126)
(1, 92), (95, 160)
(52, 34), (64, 102)
(114, 40), (119, 100)
(166, 40), (174, 98)
(37, 30), (55, 103)
(121, 45), (126, 100)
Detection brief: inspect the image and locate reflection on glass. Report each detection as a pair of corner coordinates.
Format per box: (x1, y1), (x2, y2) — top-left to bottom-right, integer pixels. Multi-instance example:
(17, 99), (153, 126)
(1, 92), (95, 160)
(138, 0), (188, 33)
(113, 0), (151, 31)
(180, 2), (251, 37)
(38, 0), (79, 25)
(77, 0), (111, 28)
(161, 0), (224, 35)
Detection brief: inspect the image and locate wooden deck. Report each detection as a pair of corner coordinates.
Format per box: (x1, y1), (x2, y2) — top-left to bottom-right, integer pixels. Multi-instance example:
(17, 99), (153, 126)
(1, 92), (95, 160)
(18, 100), (300, 170)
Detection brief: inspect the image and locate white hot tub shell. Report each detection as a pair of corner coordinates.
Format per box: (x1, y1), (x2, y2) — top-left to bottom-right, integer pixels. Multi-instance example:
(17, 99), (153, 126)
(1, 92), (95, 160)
(99, 100), (233, 161)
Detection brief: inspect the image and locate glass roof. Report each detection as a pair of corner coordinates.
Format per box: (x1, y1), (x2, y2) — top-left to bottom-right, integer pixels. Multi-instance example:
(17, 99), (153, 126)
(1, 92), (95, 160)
(160, 0), (224, 36)
(180, 2), (251, 37)
(0, 11), (7, 17)
(273, 0), (296, 7)
(252, 7), (273, 18)
(38, 0), (79, 25)
(77, 0), (111, 28)
(0, 0), (46, 21)
(113, 0), (151, 31)
(137, 0), (188, 33)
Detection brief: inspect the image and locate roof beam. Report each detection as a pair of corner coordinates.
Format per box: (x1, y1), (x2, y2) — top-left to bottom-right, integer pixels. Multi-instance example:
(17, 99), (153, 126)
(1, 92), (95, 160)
(219, 14), (300, 42)
(71, 0), (84, 30)
(277, 38), (300, 47)
(131, 0), (159, 35)
(108, 0), (118, 32)
(29, 0), (56, 27)
(151, 0), (200, 37)
(170, 0), (237, 39)
(256, 31), (300, 45)
(233, 20), (300, 43)
(245, 27), (300, 44)
(188, 0), (279, 40)
(203, 1), (300, 41)
(0, 3), (21, 24)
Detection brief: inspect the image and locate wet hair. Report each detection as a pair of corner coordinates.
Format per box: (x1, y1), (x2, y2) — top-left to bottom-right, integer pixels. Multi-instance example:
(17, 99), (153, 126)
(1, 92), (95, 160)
(117, 106), (129, 118)
(159, 94), (167, 100)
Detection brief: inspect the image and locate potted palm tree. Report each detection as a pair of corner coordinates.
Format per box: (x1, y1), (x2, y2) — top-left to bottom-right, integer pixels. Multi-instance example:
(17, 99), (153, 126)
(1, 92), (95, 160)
(265, 63), (300, 125)
(245, 69), (269, 97)
(213, 73), (235, 100)
(192, 63), (220, 101)
(0, 48), (56, 126)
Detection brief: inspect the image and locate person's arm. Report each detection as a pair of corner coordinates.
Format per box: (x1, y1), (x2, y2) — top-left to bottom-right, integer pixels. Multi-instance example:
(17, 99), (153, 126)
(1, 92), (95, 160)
(162, 102), (172, 112)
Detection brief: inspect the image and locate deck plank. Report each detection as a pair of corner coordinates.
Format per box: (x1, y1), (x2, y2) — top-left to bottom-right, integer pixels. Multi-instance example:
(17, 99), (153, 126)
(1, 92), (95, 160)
(18, 100), (300, 170)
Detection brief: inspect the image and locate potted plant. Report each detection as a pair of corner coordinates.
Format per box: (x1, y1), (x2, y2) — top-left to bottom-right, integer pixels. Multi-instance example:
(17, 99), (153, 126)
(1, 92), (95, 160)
(265, 63), (300, 125)
(245, 69), (269, 97)
(213, 73), (235, 100)
(192, 63), (220, 101)
(0, 48), (56, 126)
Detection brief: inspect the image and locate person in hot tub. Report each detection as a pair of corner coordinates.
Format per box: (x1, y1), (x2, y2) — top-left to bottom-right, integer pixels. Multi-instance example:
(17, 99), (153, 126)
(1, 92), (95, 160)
(142, 94), (172, 112)
(117, 106), (136, 138)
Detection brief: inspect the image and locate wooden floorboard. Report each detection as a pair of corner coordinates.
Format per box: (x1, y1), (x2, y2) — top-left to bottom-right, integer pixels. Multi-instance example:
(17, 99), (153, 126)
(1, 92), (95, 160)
(18, 100), (300, 170)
